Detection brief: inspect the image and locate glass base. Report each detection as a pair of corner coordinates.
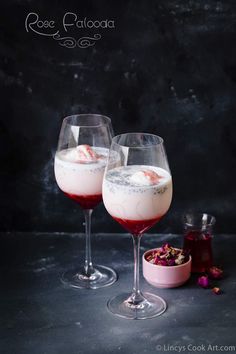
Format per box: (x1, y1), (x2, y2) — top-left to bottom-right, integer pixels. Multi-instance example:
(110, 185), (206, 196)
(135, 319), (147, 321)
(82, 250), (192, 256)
(107, 292), (167, 320)
(61, 265), (117, 289)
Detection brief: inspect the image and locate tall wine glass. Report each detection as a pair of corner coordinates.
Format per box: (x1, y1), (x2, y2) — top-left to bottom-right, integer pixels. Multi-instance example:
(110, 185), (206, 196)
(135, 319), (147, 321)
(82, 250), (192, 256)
(102, 133), (173, 319)
(54, 114), (117, 289)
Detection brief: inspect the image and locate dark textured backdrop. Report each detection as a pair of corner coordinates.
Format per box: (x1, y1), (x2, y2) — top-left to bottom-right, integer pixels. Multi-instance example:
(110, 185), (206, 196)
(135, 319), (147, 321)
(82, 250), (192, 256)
(0, 0), (236, 233)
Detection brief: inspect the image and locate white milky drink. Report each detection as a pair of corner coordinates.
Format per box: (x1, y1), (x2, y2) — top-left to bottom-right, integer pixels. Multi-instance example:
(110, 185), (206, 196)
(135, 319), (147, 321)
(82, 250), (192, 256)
(54, 145), (109, 196)
(102, 165), (173, 221)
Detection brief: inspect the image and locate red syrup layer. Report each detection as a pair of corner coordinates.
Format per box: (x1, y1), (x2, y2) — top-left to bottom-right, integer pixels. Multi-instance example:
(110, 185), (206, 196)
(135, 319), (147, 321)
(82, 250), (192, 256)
(64, 192), (102, 209)
(184, 231), (213, 273)
(112, 215), (163, 235)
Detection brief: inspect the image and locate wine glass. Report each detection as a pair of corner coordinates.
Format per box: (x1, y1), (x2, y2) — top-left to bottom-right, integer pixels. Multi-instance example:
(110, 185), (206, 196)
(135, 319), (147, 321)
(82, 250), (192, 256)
(54, 114), (117, 289)
(102, 133), (173, 319)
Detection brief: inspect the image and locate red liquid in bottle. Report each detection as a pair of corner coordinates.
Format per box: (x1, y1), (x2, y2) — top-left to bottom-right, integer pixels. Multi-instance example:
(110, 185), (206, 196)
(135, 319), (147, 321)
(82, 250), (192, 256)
(184, 231), (213, 273)
(112, 215), (162, 235)
(64, 192), (102, 209)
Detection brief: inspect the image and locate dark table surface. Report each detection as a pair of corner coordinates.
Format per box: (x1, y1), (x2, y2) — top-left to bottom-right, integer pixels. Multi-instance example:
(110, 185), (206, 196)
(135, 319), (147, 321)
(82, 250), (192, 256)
(0, 232), (235, 354)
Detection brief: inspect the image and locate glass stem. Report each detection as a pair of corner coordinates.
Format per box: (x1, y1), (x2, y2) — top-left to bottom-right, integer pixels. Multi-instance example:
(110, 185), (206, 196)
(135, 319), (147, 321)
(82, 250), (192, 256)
(83, 209), (94, 277)
(131, 234), (143, 304)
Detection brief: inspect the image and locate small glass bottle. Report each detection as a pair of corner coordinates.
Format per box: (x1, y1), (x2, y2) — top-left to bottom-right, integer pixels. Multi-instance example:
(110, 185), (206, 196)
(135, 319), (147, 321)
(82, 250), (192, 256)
(183, 213), (216, 273)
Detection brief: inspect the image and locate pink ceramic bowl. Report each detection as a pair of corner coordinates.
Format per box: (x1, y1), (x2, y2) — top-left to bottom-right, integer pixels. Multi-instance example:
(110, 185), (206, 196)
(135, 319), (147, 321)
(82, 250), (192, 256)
(142, 248), (192, 288)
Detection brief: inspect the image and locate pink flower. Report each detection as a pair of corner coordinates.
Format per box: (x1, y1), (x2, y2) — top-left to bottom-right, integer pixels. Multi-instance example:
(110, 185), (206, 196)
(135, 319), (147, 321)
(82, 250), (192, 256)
(208, 266), (223, 279)
(197, 275), (209, 288)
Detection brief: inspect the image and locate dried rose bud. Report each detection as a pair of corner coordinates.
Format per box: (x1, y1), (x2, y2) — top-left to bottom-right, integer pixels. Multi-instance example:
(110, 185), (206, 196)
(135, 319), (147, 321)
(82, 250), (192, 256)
(154, 257), (160, 265)
(197, 275), (209, 288)
(162, 243), (171, 251)
(146, 254), (152, 262)
(168, 259), (176, 266)
(208, 266), (223, 280)
(212, 287), (221, 295)
(159, 260), (168, 266)
(175, 254), (185, 265)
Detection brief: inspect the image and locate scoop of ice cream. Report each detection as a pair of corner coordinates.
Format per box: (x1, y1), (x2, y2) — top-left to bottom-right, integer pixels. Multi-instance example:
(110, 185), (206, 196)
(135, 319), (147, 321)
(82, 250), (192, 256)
(65, 145), (100, 163)
(129, 169), (162, 186)
(64, 148), (81, 162)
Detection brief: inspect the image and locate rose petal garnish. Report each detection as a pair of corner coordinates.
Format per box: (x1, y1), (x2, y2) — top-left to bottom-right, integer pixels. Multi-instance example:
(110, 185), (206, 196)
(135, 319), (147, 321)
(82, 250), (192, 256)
(197, 275), (209, 288)
(129, 170), (162, 186)
(143, 170), (162, 183)
(212, 287), (221, 295)
(76, 144), (100, 162)
(208, 266), (223, 280)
